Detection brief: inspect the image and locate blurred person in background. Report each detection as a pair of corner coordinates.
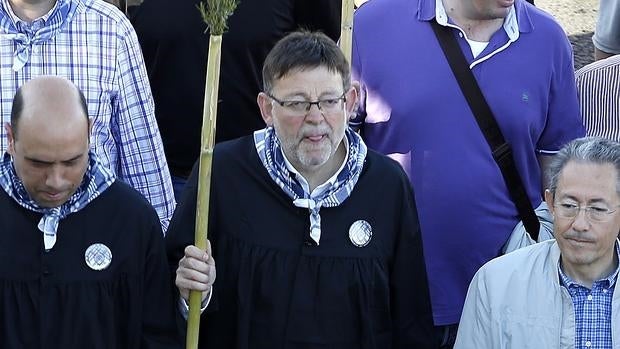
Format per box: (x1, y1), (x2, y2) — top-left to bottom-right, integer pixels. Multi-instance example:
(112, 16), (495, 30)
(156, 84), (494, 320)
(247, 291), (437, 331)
(131, 0), (342, 200)
(593, 0), (620, 61)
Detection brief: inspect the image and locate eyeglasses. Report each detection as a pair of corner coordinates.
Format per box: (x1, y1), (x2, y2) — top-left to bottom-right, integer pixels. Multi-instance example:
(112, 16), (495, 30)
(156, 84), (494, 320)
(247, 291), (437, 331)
(553, 202), (620, 222)
(266, 92), (346, 116)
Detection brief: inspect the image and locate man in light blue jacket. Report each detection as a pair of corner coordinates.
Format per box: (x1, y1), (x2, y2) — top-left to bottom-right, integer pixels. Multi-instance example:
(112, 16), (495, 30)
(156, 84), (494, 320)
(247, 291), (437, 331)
(455, 137), (620, 348)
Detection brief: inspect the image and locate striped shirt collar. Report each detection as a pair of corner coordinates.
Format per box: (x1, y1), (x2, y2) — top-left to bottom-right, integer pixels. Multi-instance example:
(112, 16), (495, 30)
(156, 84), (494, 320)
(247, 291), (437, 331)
(559, 243), (620, 289)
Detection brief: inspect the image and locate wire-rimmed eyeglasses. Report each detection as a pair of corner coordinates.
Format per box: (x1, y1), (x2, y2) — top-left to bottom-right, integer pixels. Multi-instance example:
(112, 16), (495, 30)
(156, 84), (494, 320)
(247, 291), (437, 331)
(266, 92), (346, 116)
(553, 202), (620, 223)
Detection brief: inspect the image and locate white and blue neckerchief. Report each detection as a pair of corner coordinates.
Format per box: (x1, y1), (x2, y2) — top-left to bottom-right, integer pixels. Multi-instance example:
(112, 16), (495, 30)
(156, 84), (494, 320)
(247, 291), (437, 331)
(0, 151), (116, 249)
(254, 127), (367, 245)
(0, 0), (79, 71)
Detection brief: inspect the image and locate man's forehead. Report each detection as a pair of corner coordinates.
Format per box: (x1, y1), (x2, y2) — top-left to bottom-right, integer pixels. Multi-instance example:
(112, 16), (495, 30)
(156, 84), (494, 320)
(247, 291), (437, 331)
(272, 68), (344, 95)
(276, 66), (342, 81)
(555, 192), (616, 204)
(17, 107), (88, 134)
(17, 85), (88, 133)
(556, 161), (619, 200)
(559, 161), (618, 180)
(24, 151), (86, 164)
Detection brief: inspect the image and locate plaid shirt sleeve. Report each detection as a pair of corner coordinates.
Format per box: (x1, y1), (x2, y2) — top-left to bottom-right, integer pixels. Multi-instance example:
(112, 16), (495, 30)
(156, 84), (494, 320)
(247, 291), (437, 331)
(112, 17), (175, 232)
(0, 0), (175, 232)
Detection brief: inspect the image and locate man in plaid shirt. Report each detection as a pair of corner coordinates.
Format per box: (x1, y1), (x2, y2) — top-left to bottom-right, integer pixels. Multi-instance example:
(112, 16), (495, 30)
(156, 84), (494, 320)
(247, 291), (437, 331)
(456, 137), (620, 348)
(0, 0), (175, 231)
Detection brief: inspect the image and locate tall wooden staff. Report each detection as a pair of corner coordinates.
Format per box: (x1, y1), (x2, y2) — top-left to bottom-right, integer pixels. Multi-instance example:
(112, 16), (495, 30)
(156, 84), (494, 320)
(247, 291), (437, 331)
(339, 0), (355, 63)
(187, 1), (238, 348)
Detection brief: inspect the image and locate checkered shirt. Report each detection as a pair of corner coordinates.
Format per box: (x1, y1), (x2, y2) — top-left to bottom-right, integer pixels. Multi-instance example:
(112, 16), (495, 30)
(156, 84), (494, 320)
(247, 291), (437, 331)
(559, 243), (620, 349)
(0, 0), (175, 231)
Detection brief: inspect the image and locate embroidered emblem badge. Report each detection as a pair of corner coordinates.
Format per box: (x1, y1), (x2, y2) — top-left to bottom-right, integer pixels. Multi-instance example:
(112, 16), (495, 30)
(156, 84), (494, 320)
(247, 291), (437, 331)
(349, 220), (372, 247)
(85, 243), (112, 271)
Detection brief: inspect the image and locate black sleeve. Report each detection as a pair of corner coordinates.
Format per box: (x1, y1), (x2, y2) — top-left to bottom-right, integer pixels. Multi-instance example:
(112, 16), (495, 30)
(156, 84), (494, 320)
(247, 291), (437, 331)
(293, 0), (342, 41)
(142, 215), (184, 348)
(391, 170), (439, 348)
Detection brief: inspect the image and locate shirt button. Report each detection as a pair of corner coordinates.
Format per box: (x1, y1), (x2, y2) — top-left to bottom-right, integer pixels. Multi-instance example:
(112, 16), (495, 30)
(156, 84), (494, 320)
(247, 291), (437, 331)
(603, 288), (609, 293)
(585, 340), (592, 347)
(587, 294), (593, 301)
(458, 32), (464, 38)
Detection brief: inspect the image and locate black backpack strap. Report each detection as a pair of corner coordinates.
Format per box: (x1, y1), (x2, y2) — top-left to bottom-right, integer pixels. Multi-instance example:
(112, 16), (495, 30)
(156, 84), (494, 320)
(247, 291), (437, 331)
(430, 20), (540, 240)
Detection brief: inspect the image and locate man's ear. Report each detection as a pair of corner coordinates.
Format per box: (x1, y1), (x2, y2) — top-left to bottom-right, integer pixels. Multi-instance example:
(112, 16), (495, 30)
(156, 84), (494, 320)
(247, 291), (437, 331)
(346, 82), (360, 119)
(88, 118), (93, 140)
(4, 122), (15, 155)
(257, 92), (274, 126)
(544, 189), (554, 215)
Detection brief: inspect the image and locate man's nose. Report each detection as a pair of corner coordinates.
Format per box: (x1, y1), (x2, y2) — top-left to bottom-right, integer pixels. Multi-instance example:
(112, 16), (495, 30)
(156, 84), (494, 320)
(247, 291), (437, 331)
(304, 103), (324, 123)
(45, 166), (66, 188)
(571, 208), (590, 232)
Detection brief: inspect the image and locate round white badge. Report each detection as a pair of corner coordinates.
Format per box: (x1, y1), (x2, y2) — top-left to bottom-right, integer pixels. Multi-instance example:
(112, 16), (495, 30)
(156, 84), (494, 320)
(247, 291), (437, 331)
(349, 220), (372, 247)
(85, 243), (112, 271)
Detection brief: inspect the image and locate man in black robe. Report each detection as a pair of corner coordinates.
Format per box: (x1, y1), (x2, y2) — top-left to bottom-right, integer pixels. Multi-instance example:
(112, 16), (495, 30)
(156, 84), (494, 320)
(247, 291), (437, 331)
(0, 76), (180, 348)
(168, 31), (437, 348)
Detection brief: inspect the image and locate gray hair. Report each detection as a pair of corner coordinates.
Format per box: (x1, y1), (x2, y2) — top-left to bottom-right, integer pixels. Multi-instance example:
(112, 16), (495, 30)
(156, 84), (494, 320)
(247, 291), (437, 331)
(547, 137), (620, 195)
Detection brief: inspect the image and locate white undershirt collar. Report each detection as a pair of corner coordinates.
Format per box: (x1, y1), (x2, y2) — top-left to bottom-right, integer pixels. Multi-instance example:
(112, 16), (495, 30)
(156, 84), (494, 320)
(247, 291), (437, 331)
(434, 0), (519, 59)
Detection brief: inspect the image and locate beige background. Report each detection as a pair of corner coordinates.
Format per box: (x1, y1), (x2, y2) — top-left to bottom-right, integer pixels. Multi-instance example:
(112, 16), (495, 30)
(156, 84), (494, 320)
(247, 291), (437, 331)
(538, 0), (598, 69)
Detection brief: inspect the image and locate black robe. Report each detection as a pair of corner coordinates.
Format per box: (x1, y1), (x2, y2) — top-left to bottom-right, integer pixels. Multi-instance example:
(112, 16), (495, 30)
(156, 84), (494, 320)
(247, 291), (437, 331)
(0, 181), (181, 349)
(166, 136), (437, 348)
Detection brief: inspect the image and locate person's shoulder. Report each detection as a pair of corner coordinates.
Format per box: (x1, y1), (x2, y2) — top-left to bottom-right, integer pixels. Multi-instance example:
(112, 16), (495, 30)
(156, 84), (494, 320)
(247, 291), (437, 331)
(363, 149), (410, 184)
(519, 3), (567, 39)
(478, 240), (556, 280)
(213, 135), (256, 164)
(96, 181), (166, 240)
(576, 54), (620, 81)
(79, 0), (135, 30)
(100, 180), (159, 217)
(215, 135), (253, 153)
(365, 149), (403, 171)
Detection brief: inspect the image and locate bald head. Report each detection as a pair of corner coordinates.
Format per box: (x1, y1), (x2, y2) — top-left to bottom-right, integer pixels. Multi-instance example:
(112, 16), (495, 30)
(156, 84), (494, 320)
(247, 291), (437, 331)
(10, 76), (89, 141)
(6, 76), (92, 208)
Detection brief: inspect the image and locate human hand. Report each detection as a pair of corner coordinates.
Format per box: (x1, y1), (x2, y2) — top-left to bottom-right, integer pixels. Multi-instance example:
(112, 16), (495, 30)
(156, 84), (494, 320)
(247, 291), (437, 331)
(175, 240), (216, 302)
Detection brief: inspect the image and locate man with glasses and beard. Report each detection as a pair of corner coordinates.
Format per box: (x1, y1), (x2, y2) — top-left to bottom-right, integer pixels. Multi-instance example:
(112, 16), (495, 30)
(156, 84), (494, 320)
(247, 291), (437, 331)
(165, 31), (437, 348)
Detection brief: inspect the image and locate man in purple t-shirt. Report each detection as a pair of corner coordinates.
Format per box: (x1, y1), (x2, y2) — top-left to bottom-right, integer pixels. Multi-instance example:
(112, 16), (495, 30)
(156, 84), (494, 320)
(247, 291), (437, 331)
(352, 0), (585, 347)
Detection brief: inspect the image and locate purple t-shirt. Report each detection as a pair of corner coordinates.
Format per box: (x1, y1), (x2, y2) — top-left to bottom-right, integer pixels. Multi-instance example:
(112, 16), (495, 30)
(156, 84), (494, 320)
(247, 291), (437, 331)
(352, 0), (585, 325)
